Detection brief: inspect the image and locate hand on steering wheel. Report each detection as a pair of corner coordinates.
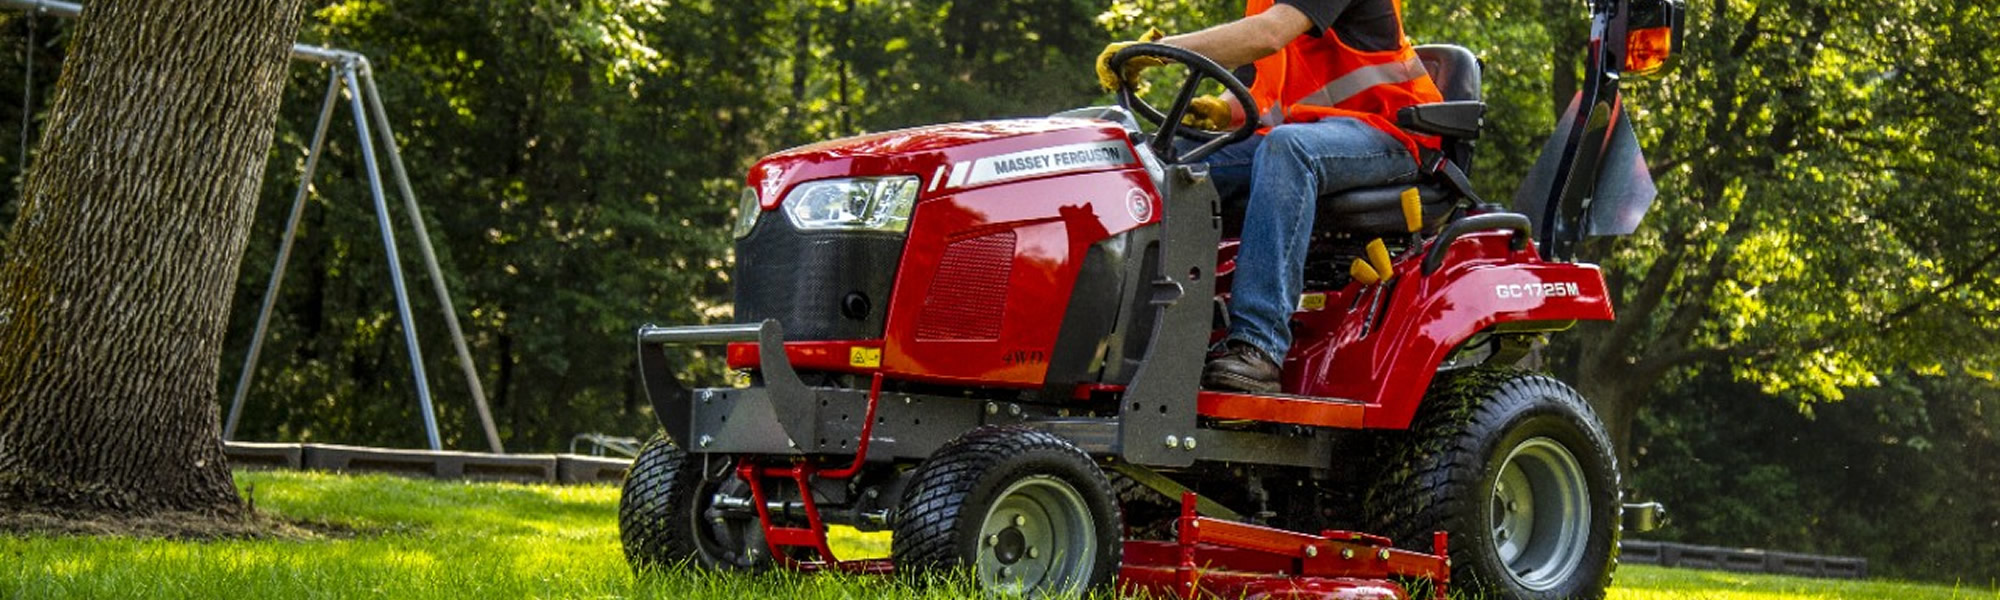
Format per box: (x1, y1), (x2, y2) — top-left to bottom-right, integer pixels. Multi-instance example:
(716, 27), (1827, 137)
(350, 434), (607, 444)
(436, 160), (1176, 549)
(1107, 43), (1261, 164)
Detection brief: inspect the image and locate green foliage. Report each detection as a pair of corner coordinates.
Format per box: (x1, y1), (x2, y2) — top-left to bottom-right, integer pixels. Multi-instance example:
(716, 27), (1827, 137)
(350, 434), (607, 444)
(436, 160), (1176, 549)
(210, 0), (780, 450)
(1561, 0), (2000, 430)
(199, 0), (1187, 451)
(0, 15), (67, 232)
(1632, 369), (2000, 582)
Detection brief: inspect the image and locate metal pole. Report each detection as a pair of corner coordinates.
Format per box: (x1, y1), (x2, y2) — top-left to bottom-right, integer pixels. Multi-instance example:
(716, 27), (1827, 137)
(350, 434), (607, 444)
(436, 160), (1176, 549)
(224, 71), (345, 441)
(356, 61), (504, 454)
(345, 62), (441, 451)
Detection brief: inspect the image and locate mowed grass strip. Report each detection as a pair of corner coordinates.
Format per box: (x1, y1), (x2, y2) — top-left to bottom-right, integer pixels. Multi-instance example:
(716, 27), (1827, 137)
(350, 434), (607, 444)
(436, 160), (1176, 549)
(1614, 566), (1997, 600)
(0, 470), (1989, 599)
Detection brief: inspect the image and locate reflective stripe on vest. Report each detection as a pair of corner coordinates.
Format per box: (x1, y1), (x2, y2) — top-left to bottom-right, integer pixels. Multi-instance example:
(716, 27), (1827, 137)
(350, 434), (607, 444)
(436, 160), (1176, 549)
(1261, 54), (1428, 127)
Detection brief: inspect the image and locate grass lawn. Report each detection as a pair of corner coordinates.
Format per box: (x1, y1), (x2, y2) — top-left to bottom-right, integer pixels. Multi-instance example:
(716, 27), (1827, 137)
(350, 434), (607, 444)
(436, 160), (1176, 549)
(1, 470), (1993, 599)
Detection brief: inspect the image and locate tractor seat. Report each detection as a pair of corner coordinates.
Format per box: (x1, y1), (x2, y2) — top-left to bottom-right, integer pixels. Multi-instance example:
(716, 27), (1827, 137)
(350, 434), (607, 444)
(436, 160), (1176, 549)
(1313, 45), (1483, 236)
(1319, 183), (1453, 233)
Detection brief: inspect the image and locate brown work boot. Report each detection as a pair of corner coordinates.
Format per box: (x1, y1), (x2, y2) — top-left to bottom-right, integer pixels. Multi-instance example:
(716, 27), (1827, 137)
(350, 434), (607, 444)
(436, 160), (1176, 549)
(1202, 341), (1281, 393)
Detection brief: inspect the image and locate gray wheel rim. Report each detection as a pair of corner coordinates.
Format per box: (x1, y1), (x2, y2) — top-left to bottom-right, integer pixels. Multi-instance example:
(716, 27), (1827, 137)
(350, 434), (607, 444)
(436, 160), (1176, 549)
(976, 475), (1098, 597)
(691, 462), (763, 567)
(1491, 437), (1589, 591)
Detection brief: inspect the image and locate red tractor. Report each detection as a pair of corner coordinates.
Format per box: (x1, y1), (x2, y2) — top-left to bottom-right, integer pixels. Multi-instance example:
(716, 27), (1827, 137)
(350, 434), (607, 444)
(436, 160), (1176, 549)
(620, 1), (1682, 598)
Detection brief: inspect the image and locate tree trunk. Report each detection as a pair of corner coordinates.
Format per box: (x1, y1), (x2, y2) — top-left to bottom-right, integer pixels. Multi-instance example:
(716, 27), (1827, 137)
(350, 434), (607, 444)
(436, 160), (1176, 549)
(1567, 337), (1646, 470)
(0, 0), (307, 515)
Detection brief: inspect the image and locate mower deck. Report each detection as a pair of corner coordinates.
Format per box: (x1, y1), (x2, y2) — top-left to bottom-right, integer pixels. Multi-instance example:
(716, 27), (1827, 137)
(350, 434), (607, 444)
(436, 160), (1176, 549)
(751, 477), (1449, 599)
(1118, 492), (1450, 599)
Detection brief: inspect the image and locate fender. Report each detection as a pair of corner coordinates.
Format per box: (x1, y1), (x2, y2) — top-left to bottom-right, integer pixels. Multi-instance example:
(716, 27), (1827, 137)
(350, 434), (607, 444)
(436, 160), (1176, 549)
(1286, 230), (1614, 430)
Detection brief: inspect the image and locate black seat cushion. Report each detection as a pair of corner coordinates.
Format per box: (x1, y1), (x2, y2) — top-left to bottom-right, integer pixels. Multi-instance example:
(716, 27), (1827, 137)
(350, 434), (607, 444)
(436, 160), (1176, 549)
(1214, 182), (1450, 238)
(1318, 183), (1453, 234)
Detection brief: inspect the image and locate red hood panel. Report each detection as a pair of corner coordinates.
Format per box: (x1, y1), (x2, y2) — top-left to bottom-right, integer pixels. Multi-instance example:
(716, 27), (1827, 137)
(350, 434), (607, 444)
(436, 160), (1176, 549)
(747, 118), (1137, 209)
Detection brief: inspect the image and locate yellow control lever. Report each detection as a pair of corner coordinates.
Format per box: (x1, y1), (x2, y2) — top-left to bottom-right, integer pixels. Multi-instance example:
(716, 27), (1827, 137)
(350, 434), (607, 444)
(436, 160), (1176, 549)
(1400, 187), (1423, 232)
(1349, 258), (1381, 285)
(1366, 238), (1395, 282)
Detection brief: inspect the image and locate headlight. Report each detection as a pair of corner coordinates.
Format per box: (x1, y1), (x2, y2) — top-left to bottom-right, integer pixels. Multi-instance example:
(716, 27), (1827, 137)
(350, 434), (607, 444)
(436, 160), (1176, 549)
(780, 176), (920, 233)
(733, 187), (760, 239)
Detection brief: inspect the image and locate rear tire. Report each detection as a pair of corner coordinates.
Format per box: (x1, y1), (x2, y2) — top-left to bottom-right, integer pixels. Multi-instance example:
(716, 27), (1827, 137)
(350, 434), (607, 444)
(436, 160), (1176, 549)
(1364, 368), (1620, 599)
(892, 425), (1122, 597)
(618, 435), (767, 572)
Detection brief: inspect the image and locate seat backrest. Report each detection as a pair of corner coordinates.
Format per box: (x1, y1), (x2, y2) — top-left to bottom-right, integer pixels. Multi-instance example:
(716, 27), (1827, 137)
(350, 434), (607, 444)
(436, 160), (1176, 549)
(1415, 45), (1480, 103)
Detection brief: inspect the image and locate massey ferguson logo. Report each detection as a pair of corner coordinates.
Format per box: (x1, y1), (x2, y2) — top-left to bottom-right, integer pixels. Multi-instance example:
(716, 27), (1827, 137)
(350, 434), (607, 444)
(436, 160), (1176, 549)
(931, 141), (1137, 191)
(1496, 281), (1581, 299)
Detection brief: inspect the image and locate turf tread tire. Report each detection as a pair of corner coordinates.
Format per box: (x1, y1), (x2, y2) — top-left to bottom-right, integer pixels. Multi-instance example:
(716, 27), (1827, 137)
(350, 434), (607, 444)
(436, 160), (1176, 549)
(618, 435), (762, 573)
(1363, 367), (1620, 600)
(891, 425), (1122, 593)
(618, 436), (700, 572)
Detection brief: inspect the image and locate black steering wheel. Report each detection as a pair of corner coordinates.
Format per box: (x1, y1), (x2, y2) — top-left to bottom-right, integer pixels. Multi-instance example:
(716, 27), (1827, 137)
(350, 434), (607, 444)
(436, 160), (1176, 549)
(1108, 43), (1261, 164)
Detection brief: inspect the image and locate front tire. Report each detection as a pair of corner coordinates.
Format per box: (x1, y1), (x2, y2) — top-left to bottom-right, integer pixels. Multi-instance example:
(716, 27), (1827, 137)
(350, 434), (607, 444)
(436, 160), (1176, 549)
(1365, 368), (1620, 599)
(617, 435), (767, 572)
(891, 426), (1122, 597)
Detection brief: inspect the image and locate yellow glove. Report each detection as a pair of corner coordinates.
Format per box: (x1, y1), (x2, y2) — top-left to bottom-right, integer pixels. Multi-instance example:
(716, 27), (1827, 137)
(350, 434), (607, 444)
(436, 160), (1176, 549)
(1096, 27), (1167, 92)
(1183, 95), (1232, 130)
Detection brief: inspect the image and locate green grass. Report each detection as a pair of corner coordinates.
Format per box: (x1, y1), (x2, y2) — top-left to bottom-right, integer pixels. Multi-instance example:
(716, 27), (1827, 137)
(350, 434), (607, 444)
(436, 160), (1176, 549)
(1613, 566), (1997, 600)
(0, 470), (1992, 599)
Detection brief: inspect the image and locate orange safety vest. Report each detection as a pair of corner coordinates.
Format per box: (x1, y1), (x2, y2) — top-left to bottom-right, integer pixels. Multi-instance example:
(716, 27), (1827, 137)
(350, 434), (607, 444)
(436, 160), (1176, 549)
(1244, 0), (1442, 161)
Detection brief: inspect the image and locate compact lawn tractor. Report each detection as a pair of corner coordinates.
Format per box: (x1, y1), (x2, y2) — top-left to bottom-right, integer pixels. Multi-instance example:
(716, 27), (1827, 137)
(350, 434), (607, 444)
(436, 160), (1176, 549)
(619, 0), (1682, 598)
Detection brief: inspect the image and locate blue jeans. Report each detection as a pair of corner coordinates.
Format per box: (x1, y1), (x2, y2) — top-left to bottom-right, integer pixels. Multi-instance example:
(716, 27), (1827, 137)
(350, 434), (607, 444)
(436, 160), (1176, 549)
(1193, 118), (1419, 362)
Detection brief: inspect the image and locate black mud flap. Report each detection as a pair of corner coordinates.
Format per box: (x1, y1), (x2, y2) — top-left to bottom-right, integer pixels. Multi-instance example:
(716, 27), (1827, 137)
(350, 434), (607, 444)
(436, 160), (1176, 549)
(1512, 93), (1658, 240)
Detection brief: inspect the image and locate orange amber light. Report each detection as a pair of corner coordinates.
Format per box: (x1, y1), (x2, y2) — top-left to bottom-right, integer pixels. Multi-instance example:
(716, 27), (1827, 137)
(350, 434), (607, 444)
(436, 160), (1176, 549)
(1625, 27), (1673, 76)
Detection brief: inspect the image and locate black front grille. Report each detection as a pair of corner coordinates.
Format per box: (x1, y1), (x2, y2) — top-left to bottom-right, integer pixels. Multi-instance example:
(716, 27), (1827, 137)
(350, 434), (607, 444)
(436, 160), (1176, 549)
(733, 212), (905, 340)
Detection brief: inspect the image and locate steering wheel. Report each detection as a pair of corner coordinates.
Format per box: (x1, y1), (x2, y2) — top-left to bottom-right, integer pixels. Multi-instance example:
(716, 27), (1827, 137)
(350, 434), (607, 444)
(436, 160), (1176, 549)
(1108, 43), (1261, 164)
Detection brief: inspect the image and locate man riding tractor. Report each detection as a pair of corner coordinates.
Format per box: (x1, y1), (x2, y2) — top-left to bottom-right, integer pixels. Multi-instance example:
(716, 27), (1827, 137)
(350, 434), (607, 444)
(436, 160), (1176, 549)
(1096, 0), (1440, 394)
(620, 0), (1681, 596)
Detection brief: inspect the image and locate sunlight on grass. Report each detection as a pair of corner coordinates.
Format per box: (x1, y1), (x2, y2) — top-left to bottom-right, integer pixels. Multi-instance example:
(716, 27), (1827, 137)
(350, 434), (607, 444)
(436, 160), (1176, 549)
(0, 470), (1991, 599)
(1612, 564), (2000, 600)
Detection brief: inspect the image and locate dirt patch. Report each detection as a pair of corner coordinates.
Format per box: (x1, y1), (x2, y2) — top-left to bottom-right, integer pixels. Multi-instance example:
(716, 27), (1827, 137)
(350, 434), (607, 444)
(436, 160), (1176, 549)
(0, 507), (358, 541)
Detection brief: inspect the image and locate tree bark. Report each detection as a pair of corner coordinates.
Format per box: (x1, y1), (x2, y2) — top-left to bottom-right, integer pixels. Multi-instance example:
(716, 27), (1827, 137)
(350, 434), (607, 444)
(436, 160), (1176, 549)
(0, 0), (307, 515)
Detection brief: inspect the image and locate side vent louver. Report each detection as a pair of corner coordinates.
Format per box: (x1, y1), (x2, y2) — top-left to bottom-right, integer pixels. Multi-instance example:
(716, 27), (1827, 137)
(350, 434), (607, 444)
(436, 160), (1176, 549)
(915, 231), (1016, 341)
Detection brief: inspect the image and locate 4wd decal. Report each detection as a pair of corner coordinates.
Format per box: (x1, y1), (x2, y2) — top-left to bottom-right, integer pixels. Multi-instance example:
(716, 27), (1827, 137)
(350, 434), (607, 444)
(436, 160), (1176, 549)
(1001, 349), (1047, 366)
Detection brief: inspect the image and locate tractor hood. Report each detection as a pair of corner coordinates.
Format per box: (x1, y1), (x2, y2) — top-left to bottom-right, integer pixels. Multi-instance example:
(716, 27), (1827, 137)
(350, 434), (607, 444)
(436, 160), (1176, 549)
(746, 118), (1139, 210)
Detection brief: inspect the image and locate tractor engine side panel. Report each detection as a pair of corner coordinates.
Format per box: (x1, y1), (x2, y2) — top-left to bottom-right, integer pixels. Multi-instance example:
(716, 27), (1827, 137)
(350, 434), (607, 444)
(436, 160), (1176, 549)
(880, 169), (1161, 387)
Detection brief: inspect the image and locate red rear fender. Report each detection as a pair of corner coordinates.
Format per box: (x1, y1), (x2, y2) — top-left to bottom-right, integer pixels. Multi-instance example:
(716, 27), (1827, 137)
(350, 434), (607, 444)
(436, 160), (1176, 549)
(1286, 231), (1614, 430)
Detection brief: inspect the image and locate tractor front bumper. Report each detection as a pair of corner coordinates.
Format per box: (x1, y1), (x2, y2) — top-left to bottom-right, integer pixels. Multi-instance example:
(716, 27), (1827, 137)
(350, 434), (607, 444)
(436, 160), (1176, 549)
(635, 319), (978, 458)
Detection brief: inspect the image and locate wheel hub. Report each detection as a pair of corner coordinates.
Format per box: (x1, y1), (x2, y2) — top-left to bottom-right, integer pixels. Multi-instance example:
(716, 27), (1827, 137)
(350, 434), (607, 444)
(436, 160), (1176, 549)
(976, 475), (1096, 596)
(993, 527), (1028, 564)
(1490, 437), (1589, 592)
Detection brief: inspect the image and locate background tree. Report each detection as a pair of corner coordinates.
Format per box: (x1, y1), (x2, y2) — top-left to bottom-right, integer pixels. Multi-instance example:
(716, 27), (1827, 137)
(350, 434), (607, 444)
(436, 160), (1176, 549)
(1632, 368), (1999, 581)
(0, 0), (308, 514)
(1558, 0), (2000, 459)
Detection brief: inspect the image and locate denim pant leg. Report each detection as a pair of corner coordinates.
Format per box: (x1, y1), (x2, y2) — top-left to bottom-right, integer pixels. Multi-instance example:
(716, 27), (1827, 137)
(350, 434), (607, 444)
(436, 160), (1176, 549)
(1185, 134), (1262, 202)
(1227, 119), (1419, 361)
